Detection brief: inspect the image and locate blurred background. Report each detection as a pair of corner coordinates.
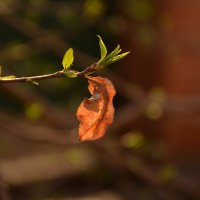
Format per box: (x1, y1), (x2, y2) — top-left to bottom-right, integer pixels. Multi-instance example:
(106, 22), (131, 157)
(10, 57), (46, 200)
(0, 0), (200, 199)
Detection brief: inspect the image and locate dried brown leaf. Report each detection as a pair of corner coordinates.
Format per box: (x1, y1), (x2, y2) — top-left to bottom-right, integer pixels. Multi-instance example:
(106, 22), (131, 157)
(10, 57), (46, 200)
(76, 76), (116, 141)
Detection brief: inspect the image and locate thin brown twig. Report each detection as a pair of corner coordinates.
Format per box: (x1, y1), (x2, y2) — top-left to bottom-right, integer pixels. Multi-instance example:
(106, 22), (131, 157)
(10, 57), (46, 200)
(0, 63), (97, 83)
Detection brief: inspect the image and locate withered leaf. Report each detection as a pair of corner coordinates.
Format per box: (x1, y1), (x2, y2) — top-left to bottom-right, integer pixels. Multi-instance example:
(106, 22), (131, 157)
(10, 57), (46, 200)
(76, 76), (116, 141)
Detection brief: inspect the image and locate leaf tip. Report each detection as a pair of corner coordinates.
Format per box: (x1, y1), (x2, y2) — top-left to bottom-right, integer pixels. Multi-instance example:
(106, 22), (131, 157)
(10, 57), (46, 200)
(96, 34), (101, 39)
(97, 35), (107, 59)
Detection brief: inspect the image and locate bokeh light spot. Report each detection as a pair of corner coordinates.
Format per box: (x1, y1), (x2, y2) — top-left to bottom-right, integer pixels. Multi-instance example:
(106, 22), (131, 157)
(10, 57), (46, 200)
(84, 0), (106, 18)
(145, 102), (162, 120)
(25, 102), (44, 121)
(121, 131), (145, 149)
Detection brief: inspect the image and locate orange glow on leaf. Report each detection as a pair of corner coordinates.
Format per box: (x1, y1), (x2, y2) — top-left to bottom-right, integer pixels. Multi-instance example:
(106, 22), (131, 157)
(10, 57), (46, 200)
(76, 76), (116, 141)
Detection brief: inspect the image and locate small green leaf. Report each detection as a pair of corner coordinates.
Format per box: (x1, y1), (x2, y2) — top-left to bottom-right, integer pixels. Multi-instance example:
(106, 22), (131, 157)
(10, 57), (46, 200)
(62, 48), (74, 70)
(0, 75), (16, 80)
(27, 78), (39, 85)
(96, 50), (130, 69)
(64, 69), (77, 78)
(97, 35), (107, 59)
(31, 80), (39, 85)
(105, 44), (121, 61)
(107, 51), (130, 65)
(97, 44), (121, 67)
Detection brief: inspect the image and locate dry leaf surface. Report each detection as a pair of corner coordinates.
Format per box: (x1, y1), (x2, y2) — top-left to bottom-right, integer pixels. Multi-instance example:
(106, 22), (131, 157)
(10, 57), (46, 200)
(76, 76), (116, 141)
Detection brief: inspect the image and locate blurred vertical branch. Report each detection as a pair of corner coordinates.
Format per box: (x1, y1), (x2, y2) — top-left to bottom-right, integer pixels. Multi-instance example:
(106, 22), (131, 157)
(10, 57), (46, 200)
(0, 181), (12, 200)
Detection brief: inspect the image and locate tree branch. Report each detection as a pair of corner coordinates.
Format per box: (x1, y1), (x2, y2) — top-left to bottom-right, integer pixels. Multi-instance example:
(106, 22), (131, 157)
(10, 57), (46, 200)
(0, 63), (97, 83)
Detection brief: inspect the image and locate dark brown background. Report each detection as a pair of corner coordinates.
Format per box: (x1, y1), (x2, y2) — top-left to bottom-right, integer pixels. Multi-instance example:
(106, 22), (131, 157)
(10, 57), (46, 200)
(0, 0), (199, 199)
